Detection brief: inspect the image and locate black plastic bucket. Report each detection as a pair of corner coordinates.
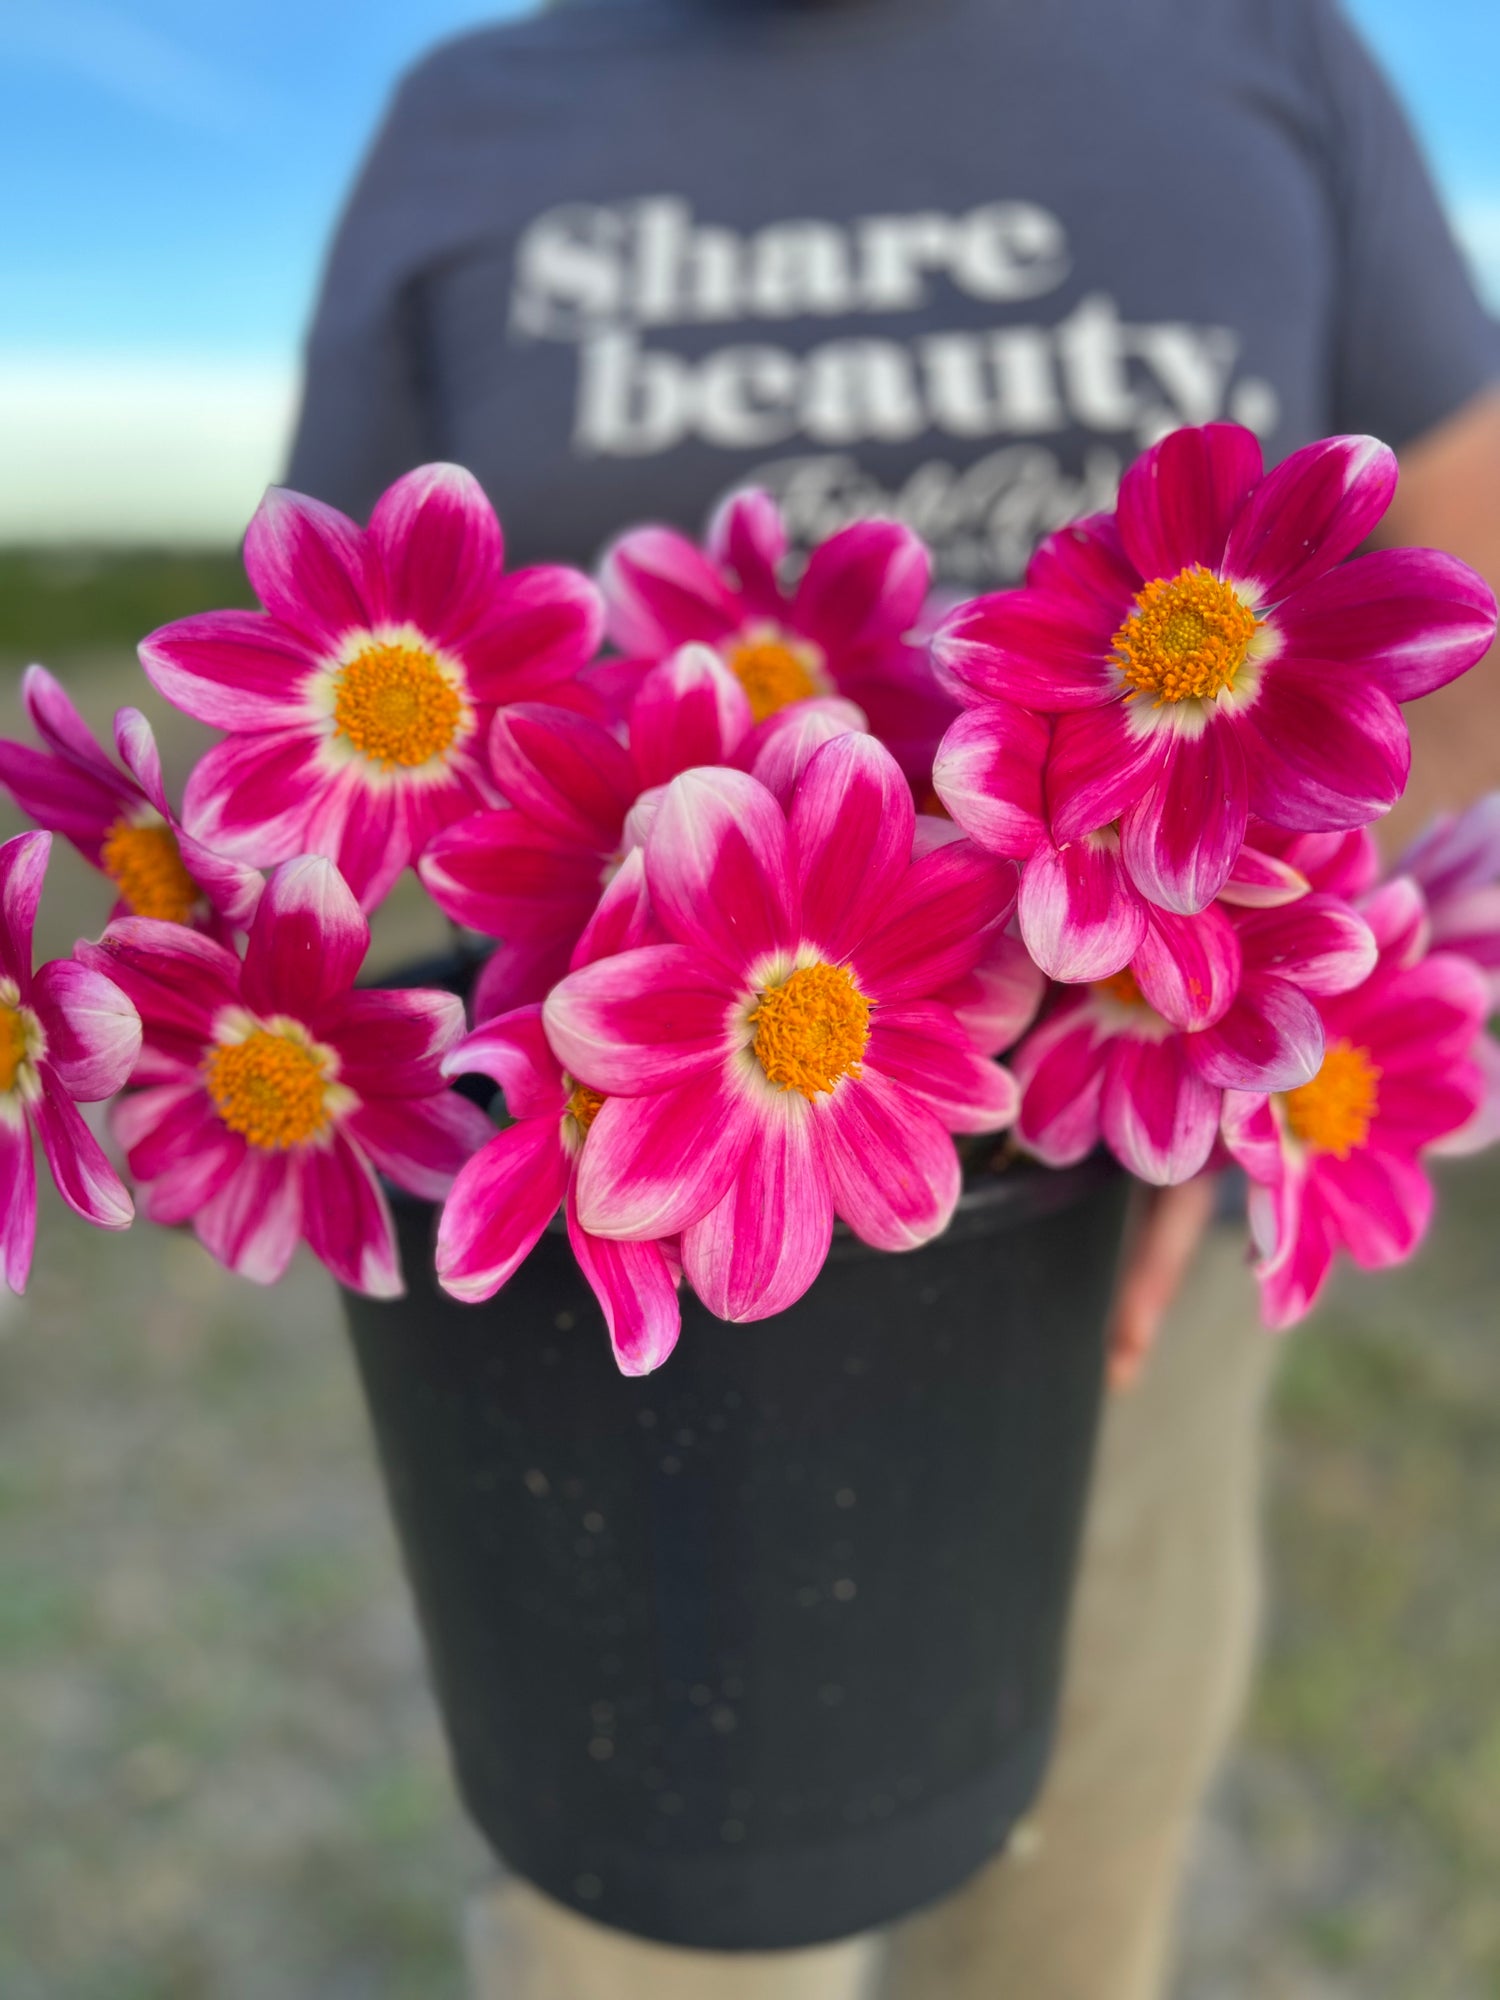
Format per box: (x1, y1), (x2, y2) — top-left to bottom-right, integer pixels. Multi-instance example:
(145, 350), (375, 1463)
(342, 1153), (1128, 1950)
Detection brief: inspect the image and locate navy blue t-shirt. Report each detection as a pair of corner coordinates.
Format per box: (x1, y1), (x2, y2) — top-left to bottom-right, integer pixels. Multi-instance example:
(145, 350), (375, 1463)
(288, 0), (1499, 587)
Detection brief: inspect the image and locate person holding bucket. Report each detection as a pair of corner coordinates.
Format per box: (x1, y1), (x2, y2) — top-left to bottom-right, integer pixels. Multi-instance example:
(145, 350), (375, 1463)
(288, 0), (1500, 1991)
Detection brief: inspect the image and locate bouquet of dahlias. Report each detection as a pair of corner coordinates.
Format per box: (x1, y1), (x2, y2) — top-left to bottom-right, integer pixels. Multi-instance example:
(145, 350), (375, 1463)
(3, 426), (1497, 1373)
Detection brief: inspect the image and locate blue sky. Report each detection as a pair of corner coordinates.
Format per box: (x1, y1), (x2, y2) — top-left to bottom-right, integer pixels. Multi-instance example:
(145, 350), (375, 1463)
(2, 0), (1496, 539)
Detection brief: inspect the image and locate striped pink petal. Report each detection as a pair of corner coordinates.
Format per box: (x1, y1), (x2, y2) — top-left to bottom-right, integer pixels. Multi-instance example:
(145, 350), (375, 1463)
(566, 1186), (682, 1375)
(240, 856), (369, 1021)
(645, 768), (797, 969)
(435, 1120), (571, 1303)
(1271, 548), (1497, 702)
(1115, 422), (1262, 579)
(791, 733), (914, 962)
(931, 701), (1049, 859)
(816, 1067), (960, 1251)
(29, 959), (141, 1099)
(573, 1067), (759, 1241)
(196, 1150), (306, 1286)
(682, 1094), (833, 1321)
(488, 704), (635, 849)
(1221, 435), (1397, 601)
(1016, 832), (1147, 983)
(138, 610), (321, 730)
(1120, 718), (1248, 914)
(629, 644), (754, 788)
(243, 486), (372, 650)
(0, 1118), (38, 1293)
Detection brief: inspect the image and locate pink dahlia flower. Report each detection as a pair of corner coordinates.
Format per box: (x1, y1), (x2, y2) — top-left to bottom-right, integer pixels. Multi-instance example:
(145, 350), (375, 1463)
(934, 423), (1498, 915)
(78, 856), (490, 1296)
(1222, 921), (1490, 1327)
(542, 737), (1020, 1322)
(0, 666), (262, 935)
(1011, 892), (1376, 1185)
(1397, 792), (1500, 1003)
(0, 832), (139, 1292)
(436, 856), (680, 1373)
(420, 643), (862, 1018)
(599, 489), (956, 783)
(140, 465), (603, 911)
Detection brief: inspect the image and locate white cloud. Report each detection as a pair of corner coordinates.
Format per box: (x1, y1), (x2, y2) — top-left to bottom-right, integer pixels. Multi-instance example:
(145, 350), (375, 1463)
(1453, 196), (1500, 312)
(0, 355), (299, 547)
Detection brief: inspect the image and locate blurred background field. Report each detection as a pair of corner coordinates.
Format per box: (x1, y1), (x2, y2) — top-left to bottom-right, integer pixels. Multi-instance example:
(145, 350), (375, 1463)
(2, 556), (1499, 1999)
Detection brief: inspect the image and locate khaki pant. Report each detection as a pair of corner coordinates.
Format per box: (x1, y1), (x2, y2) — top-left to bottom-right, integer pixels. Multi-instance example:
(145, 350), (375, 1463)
(470, 1226), (1275, 2000)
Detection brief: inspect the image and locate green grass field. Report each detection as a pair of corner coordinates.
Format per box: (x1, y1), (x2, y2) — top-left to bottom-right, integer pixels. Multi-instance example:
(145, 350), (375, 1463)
(2, 553), (1499, 1997)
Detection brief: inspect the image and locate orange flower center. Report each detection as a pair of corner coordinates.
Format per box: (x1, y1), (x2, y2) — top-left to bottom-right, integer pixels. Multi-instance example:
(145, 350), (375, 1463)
(1095, 965), (1147, 1007)
(205, 1027), (331, 1150)
(334, 641), (464, 768)
(1113, 566), (1260, 705)
(0, 1001), (30, 1094)
(1282, 1038), (1381, 1158)
(724, 631), (823, 723)
(101, 817), (199, 924)
(751, 961), (870, 1100)
(567, 1083), (606, 1136)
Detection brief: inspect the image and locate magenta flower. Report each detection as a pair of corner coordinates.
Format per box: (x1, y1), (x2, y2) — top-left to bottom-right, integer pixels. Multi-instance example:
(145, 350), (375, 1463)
(140, 465), (604, 911)
(420, 643), (862, 1019)
(934, 423), (1498, 915)
(1221, 916), (1490, 1327)
(1010, 892), (1376, 1185)
(599, 489), (956, 782)
(1397, 793), (1500, 1003)
(78, 856), (491, 1296)
(0, 666), (262, 935)
(542, 738), (1020, 1322)
(0, 832), (139, 1292)
(435, 856), (680, 1373)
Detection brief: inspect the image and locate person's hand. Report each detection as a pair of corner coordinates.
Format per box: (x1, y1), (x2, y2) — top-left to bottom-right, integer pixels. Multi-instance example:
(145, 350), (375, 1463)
(1107, 1177), (1218, 1390)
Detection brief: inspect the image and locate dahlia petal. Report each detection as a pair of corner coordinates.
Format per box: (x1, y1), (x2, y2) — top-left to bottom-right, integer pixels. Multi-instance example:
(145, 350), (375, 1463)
(1239, 665), (1409, 831)
(1131, 904), (1241, 1031)
(1120, 719), (1248, 914)
(1016, 834), (1148, 983)
(137, 611), (321, 729)
(645, 768), (796, 968)
(682, 1094), (833, 1321)
(77, 918), (242, 1041)
(366, 462), (503, 639)
(1271, 548), (1497, 702)
(1256, 1173), (1333, 1331)
(29, 959), (142, 1099)
(852, 840), (1017, 1001)
(867, 1003), (1019, 1132)
(32, 1082), (134, 1229)
(0, 1115), (38, 1293)
(1272, 826), (1382, 900)
(418, 809), (603, 942)
(180, 727), (326, 865)
(297, 764), (412, 914)
(791, 733), (915, 962)
(195, 1149), (306, 1285)
(0, 830), (51, 990)
(444, 1003), (563, 1118)
(241, 855), (369, 1020)
(137, 1137), (247, 1227)
(543, 945), (737, 1095)
(1427, 1034), (1500, 1157)
(1428, 884), (1500, 992)
(1357, 877), (1430, 969)
(1218, 841), (1311, 908)
(1316, 1147), (1433, 1271)
(940, 929), (1048, 1055)
(1099, 1035), (1220, 1185)
(1048, 703), (1171, 844)
(1011, 1001), (1109, 1166)
(1222, 434), (1397, 601)
(745, 699), (868, 806)
(1219, 1088), (1286, 1191)
(630, 644), (754, 789)
(322, 986), (468, 1096)
(933, 590), (1119, 710)
(1024, 511), (1140, 614)
(470, 935), (578, 1023)
(566, 1186), (682, 1375)
(570, 848), (661, 971)
(793, 520), (930, 653)
(1116, 422), (1263, 579)
(462, 564), (607, 701)
(599, 526), (741, 654)
(1235, 894), (1378, 996)
(930, 701), (1049, 859)
(243, 487), (372, 650)
(172, 833), (265, 932)
(1376, 1064), (1486, 1152)
(485, 704), (634, 852)
(573, 1065), (758, 1240)
(347, 1090), (492, 1202)
(1332, 952), (1488, 1067)
(111, 1078), (238, 1189)
(22, 664), (123, 781)
(1398, 794), (1500, 903)
(817, 1068), (960, 1251)
(434, 1120), (569, 1303)
(301, 1132), (403, 1298)
(1185, 974), (1324, 1091)
(707, 488), (787, 620)
(0, 742), (124, 861)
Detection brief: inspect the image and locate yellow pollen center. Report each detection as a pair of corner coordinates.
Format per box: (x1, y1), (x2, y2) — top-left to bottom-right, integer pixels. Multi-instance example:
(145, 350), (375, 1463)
(1282, 1038), (1381, 1159)
(725, 635), (821, 723)
(101, 817), (199, 923)
(0, 1003), (29, 1094)
(1095, 966), (1147, 1007)
(568, 1083), (606, 1135)
(333, 642), (463, 768)
(751, 961), (871, 1100)
(205, 1028), (331, 1150)
(1113, 565), (1260, 705)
